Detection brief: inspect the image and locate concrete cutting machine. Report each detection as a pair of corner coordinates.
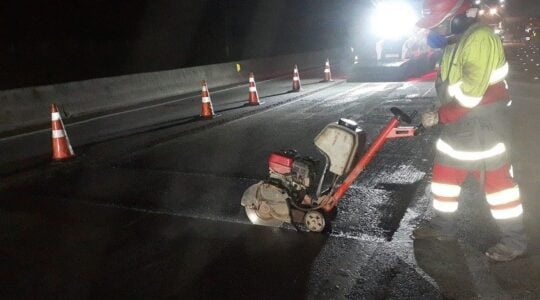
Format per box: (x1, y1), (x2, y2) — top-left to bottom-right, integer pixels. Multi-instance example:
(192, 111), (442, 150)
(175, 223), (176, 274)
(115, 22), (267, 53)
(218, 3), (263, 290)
(241, 107), (421, 232)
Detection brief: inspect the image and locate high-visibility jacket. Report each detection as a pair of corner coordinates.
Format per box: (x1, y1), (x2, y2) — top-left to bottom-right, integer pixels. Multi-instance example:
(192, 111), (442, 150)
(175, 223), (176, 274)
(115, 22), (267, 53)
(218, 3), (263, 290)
(435, 22), (511, 170)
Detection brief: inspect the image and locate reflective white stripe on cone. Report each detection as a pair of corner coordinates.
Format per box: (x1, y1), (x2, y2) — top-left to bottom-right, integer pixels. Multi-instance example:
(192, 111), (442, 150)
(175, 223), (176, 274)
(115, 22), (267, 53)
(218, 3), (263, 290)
(52, 130), (65, 139)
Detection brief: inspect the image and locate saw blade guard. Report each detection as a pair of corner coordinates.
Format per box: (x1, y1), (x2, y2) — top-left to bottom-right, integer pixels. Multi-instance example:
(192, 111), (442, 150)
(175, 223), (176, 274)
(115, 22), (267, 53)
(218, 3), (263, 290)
(241, 182), (288, 227)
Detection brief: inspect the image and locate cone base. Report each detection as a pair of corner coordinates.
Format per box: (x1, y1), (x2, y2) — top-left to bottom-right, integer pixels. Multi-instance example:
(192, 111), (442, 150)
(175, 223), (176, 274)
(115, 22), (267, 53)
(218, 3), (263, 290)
(199, 114), (220, 120)
(52, 154), (75, 161)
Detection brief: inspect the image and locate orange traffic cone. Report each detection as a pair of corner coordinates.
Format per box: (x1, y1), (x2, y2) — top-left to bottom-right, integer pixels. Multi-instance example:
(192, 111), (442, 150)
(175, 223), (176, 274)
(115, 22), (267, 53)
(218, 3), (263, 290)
(323, 59), (333, 82)
(247, 72), (260, 106)
(200, 80), (215, 119)
(51, 104), (75, 161)
(292, 65), (301, 92)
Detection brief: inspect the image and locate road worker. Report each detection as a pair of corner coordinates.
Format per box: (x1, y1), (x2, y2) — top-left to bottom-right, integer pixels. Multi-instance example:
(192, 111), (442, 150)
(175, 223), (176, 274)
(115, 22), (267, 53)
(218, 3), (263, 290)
(412, 0), (527, 262)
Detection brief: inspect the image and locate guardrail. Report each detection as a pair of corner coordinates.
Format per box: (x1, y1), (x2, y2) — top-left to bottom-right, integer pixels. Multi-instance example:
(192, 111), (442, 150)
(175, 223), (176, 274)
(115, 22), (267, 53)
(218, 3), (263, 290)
(0, 49), (344, 136)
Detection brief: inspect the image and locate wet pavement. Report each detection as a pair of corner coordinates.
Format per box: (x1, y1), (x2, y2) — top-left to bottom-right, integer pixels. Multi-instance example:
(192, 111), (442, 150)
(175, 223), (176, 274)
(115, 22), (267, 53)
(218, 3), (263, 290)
(2, 42), (540, 299)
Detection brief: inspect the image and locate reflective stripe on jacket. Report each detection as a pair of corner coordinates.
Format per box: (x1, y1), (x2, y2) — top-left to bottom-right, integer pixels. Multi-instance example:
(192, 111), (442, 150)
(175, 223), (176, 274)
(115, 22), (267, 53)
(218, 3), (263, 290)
(438, 23), (508, 114)
(434, 22), (512, 170)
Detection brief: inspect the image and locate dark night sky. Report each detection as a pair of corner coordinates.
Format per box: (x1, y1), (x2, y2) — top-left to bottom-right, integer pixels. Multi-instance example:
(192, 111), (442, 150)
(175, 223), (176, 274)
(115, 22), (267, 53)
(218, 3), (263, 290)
(0, 0), (362, 89)
(0, 0), (538, 89)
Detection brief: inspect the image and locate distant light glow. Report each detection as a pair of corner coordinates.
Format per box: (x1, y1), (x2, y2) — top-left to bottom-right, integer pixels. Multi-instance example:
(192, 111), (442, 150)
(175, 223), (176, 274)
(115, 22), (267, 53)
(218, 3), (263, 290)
(490, 8), (497, 15)
(475, 0), (481, 5)
(479, 9), (485, 15)
(371, 1), (418, 39)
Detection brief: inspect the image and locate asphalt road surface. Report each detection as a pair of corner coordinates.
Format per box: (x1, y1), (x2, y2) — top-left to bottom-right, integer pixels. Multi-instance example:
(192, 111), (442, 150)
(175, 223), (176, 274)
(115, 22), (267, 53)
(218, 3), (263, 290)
(2, 43), (540, 299)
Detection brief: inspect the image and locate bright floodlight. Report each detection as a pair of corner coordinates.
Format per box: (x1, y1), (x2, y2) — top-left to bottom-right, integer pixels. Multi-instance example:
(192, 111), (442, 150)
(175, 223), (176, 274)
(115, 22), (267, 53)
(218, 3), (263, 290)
(490, 8), (497, 15)
(371, 1), (418, 39)
(475, 0), (481, 5)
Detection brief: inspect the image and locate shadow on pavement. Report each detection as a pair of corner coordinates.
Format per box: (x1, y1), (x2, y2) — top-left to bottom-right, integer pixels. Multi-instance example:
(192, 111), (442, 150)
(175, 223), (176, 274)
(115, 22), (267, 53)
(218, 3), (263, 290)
(414, 239), (477, 299)
(260, 91), (291, 99)
(181, 229), (328, 299)
(375, 181), (423, 241)
(0, 196), (329, 299)
(215, 104), (248, 114)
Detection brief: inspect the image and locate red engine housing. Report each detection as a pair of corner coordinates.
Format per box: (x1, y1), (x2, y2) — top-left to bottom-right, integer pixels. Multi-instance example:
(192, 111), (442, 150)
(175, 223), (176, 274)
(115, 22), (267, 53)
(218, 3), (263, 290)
(268, 152), (294, 174)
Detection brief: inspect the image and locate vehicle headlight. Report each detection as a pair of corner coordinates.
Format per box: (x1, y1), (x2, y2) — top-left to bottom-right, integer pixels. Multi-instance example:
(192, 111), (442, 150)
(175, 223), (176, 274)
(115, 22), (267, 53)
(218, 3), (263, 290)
(370, 1), (418, 40)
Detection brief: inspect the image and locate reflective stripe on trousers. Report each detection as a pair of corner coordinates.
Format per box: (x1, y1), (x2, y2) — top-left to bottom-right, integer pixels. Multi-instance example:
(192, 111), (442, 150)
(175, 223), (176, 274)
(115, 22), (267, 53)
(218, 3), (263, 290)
(431, 163), (523, 220)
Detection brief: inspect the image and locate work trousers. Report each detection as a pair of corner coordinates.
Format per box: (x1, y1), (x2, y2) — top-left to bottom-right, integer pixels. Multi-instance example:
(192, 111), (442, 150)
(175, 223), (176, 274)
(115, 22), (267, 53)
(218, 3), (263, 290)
(430, 162), (527, 251)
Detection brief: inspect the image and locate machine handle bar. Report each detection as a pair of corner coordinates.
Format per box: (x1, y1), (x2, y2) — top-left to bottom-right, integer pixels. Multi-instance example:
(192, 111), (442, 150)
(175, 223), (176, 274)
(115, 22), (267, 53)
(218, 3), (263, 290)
(321, 107), (419, 212)
(390, 107), (413, 124)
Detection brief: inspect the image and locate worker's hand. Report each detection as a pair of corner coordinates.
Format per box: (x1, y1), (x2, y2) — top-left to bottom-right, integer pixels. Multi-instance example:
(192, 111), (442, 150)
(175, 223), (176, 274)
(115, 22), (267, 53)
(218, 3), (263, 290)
(421, 111), (439, 128)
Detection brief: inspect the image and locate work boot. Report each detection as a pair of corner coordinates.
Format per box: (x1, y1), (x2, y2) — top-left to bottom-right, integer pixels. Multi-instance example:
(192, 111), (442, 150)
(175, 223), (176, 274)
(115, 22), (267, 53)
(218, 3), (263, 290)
(485, 216), (527, 262)
(412, 212), (456, 241)
(485, 242), (526, 262)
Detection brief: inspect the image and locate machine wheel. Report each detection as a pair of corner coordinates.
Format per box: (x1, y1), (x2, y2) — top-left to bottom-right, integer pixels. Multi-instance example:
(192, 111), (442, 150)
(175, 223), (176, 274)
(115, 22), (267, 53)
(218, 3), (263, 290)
(303, 210), (326, 232)
(244, 205), (283, 228)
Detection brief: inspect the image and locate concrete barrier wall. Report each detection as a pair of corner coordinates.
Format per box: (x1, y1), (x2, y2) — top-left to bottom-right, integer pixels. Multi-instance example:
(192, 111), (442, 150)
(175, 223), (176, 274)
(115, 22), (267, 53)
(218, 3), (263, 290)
(0, 49), (344, 135)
